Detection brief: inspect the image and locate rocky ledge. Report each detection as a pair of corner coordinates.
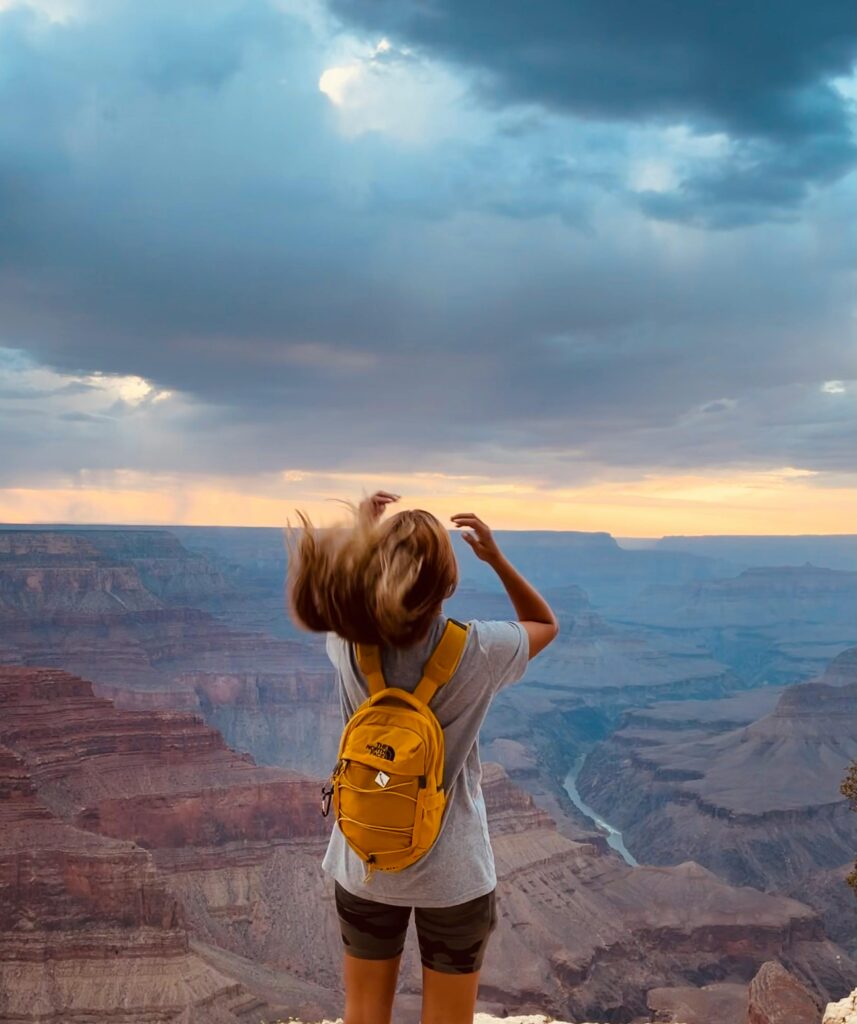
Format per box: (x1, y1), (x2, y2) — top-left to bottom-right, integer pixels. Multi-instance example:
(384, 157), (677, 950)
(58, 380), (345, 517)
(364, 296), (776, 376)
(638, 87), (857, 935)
(2, 665), (855, 1024)
(264, 980), (857, 1023)
(824, 989), (857, 1023)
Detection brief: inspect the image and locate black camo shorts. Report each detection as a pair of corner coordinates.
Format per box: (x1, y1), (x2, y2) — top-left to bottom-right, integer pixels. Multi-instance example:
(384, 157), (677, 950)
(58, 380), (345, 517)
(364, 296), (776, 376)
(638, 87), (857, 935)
(333, 880), (498, 975)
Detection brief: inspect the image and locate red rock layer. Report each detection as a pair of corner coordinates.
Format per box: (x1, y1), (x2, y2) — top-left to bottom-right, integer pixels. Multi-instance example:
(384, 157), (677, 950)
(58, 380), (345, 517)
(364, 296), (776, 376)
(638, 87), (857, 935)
(0, 742), (252, 1021)
(747, 960), (821, 1024)
(0, 529), (328, 713)
(2, 663), (854, 1024)
(0, 666), (328, 838)
(0, 666), (337, 1024)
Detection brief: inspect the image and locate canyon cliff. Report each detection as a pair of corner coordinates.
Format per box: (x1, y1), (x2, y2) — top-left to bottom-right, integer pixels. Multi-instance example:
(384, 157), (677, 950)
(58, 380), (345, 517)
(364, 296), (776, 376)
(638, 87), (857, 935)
(0, 527), (744, 813)
(3, 527), (857, 1022)
(0, 529), (339, 772)
(577, 649), (857, 951)
(0, 665), (341, 1024)
(620, 566), (856, 685)
(2, 665), (855, 1024)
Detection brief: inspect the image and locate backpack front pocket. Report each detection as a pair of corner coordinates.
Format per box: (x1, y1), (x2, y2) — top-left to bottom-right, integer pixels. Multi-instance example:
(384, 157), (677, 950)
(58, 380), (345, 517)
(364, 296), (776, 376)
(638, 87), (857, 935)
(335, 758), (424, 854)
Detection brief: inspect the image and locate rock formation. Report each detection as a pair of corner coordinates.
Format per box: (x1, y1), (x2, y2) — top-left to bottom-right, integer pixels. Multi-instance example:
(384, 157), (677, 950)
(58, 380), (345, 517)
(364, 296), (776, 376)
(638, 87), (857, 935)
(478, 762), (855, 1023)
(647, 981), (749, 1023)
(0, 528), (339, 772)
(3, 526), (857, 1023)
(0, 526), (741, 800)
(654, 534), (857, 573)
(0, 739), (260, 1023)
(577, 650), (857, 951)
(629, 565), (856, 630)
(0, 665), (341, 1024)
(824, 988), (857, 1024)
(262, 986), (857, 1024)
(0, 528), (229, 612)
(2, 665), (854, 1023)
(621, 565), (856, 685)
(746, 961), (821, 1024)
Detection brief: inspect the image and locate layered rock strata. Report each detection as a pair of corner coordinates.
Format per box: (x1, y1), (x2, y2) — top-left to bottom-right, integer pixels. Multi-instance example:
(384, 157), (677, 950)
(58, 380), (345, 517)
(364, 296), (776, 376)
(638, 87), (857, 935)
(3, 665), (854, 1023)
(0, 526), (313, 667)
(0, 528), (228, 612)
(746, 960), (821, 1024)
(0, 740), (260, 1023)
(621, 565), (857, 685)
(0, 525), (745, 847)
(0, 666), (340, 1024)
(577, 651), (857, 950)
(629, 565), (857, 630)
(466, 764), (854, 1023)
(0, 529), (337, 771)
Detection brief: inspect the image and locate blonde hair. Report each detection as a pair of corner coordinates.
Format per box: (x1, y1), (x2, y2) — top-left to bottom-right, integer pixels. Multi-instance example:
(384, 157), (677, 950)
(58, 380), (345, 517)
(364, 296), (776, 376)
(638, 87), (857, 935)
(284, 499), (458, 648)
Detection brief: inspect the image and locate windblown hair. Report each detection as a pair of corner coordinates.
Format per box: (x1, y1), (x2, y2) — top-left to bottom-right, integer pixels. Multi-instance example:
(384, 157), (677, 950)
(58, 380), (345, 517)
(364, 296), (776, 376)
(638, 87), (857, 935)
(284, 499), (458, 648)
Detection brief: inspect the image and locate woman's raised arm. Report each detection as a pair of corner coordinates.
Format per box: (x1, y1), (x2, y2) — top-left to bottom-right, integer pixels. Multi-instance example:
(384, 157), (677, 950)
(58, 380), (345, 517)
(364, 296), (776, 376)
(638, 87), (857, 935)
(450, 512), (559, 659)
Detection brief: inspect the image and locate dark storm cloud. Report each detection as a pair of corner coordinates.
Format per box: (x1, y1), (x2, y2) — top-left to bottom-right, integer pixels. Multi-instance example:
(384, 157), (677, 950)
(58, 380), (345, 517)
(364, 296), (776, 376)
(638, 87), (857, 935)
(0, 0), (854, 491)
(328, 0), (855, 132)
(329, 0), (857, 226)
(637, 125), (856, 228)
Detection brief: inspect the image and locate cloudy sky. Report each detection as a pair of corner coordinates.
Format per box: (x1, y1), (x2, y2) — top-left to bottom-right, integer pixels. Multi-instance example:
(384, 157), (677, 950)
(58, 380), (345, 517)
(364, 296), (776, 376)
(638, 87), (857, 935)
(0, 0), (854, 535)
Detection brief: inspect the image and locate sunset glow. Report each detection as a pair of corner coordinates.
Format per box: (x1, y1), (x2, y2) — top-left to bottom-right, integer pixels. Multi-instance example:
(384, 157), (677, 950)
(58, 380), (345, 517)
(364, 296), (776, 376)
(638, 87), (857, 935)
(1, 0), (853, 541)
(1, 467), (852, 537)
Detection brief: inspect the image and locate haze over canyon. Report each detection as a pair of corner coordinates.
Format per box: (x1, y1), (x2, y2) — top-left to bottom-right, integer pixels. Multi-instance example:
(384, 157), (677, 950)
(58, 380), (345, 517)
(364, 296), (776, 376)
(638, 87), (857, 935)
(0, 524), (855, 1023)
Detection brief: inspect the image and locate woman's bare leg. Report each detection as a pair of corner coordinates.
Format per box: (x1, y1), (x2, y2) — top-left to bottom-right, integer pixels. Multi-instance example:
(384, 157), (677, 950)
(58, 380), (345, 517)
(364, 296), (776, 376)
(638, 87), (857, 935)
(342, 951), (401, 1024)
(420, 964), (480, 1024)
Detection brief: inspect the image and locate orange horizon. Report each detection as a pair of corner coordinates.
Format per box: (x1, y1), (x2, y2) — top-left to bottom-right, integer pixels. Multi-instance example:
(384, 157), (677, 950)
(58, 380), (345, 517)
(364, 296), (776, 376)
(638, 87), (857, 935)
(0, 519), (853, 540)
(0, 465), (854, 538)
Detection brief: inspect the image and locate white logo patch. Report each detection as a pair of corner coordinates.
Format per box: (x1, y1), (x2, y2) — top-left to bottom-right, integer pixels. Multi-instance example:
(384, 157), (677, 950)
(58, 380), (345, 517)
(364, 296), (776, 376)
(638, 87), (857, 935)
(374, 771), (390, 788)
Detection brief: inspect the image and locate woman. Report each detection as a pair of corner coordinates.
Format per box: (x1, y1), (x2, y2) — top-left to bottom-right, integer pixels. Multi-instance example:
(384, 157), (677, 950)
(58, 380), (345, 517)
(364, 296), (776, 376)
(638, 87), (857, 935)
(285, 490), (559, 1024)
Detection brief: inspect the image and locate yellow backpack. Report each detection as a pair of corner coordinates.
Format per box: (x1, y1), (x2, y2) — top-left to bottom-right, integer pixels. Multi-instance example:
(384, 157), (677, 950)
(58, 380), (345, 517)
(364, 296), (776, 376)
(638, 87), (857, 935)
(321, 618), (470, 882)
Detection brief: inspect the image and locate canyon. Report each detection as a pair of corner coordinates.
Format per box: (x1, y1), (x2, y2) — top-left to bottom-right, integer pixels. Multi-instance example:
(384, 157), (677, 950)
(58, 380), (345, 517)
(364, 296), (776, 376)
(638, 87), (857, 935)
(577, 649), (857, 951)
(0, 665), (344, 1024)
(1, 525), (856, 1022)
(616, 565), (857, 686)
(0, 529), (339, 772)
(2, 665), (855, 1022)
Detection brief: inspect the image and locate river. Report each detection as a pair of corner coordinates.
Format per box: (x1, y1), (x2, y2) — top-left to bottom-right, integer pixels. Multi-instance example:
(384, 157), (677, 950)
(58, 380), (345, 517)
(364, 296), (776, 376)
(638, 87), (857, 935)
(563, 753), (639, 867)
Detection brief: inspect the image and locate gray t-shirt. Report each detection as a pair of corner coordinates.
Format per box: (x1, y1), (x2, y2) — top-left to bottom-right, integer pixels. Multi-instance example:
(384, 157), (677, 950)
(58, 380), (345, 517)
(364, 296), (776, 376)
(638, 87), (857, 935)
(321, 613), (530, 907)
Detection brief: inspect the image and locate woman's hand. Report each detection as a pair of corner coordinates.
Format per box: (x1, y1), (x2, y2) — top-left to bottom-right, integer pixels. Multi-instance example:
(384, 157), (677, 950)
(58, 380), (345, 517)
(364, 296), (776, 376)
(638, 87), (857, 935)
(359, 490), (401, 523)
(450, 512), (503, 564)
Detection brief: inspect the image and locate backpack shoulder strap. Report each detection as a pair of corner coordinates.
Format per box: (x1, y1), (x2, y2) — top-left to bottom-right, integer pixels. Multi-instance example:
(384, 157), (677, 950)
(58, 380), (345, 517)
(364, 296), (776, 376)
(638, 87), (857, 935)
(413, 618), (469, 707)
(354, 642), (386, 696)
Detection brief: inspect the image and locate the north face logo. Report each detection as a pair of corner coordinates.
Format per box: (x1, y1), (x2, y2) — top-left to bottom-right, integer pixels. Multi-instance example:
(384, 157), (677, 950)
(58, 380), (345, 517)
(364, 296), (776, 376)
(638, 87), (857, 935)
(366, 742), (395, 761)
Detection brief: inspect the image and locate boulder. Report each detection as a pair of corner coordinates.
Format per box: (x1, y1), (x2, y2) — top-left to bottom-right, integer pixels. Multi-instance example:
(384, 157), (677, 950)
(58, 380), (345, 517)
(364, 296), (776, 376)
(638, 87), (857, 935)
(748, 961), (821, 1024)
